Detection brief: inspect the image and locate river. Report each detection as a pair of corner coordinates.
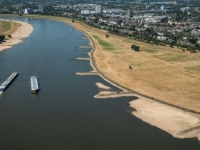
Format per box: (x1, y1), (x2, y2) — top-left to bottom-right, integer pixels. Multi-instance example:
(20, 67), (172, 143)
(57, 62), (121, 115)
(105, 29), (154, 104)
(0, 17), (199, 150)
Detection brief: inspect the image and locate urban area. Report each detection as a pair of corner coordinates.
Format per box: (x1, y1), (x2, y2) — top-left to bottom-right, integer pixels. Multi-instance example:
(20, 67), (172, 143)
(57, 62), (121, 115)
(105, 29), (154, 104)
(1, 0), (200, 52)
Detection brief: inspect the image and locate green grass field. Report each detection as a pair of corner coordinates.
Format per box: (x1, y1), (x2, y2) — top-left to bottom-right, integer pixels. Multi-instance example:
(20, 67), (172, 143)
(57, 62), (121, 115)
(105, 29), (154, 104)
(93, 35), (116, 51)
(0, 20), (11, 34)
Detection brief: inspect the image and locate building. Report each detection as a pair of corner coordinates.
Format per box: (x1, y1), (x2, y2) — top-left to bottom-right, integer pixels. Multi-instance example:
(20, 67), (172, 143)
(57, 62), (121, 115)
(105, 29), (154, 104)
(81, 10), (90, 15)
(38, 4), (44, 13)
(127, 9), (133, 17)
(160, 5), (165, 11)
(96, 5), (102, 13)
(24, 8), (33, 14)
(195, 7), (200, 12)
(180, 7), (194, 13)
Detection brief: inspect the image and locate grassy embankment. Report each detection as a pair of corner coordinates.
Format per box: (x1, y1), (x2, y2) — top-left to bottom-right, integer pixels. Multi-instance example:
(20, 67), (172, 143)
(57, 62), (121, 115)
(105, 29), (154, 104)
(0, 20), (21, 39)
(20, 15), (200, 112)
(93, 35), (116, 51)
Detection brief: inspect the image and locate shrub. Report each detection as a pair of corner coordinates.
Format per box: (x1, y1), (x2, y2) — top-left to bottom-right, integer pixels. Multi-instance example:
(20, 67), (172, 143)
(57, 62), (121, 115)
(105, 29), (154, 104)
(0, 34), (5, 42)
(131, 44), (140, 51)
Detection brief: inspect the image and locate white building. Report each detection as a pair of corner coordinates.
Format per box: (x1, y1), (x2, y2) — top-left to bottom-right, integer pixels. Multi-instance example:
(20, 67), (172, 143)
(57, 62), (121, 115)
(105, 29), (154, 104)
(180, 7), (194, 13)
(160, 5), (165, 11)
(24, 8), (33, 14)
(81, 10), (90, 14)
(38, 4), (44, 13)
(96, 5), (102, 13)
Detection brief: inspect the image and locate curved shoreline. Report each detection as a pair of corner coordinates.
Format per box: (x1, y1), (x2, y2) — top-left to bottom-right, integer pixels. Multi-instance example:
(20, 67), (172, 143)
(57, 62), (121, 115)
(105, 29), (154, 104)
(69, 22), (131, 92)
(1, 16), (199, 112)
(68, 20), (200, 114)
(66, 20), (200, 140)
(1, 16), (200, 141)
(0, 20), (33, 52)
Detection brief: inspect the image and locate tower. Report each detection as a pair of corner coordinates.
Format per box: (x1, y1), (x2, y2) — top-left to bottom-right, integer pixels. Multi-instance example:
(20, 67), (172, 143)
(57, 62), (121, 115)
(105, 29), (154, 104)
(38, 4), (44, 13)
(96, 5), (102, 14)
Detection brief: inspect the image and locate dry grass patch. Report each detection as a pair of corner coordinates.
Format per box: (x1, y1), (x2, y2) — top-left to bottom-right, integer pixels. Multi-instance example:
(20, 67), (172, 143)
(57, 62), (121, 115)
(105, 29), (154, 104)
(142, 48), (159, 53)
(123, 39), (133, 43)
(186, 65), (200, 73)
(153, 53), (200, 62)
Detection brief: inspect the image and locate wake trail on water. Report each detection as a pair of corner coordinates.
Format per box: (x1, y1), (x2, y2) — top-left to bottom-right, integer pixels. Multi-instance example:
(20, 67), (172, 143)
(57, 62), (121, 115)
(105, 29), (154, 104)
(0, 91), (3, 97)
(35, 66), (41, 76)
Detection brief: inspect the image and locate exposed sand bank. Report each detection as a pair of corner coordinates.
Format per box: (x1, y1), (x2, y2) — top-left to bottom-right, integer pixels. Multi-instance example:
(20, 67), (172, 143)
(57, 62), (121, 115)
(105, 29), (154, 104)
(96, 82), (111, 89)
(76, 72), (99, 76)
(0, 20), (33, 52)
(76, 58), (90, 60)
(130, 97), (200, 139)
(80, 46), (93, 48)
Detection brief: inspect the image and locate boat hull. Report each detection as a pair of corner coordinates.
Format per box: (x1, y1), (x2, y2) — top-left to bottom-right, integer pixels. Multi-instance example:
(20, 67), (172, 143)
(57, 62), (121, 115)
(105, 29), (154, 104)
(30, 76), (39, 94)
(0, 72), (18, 91)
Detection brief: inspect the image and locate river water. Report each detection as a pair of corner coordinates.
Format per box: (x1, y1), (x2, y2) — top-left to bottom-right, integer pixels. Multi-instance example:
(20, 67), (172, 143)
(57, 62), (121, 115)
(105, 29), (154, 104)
(0, 17), (199, 150)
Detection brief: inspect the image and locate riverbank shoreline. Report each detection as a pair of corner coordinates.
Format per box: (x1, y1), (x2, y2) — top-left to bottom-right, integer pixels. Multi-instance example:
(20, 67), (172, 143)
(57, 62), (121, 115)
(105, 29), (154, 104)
(66, 19), (200, 140)
(0, 20), (33, 52)
(2, 15), (200, 141)
(2, 15), (200, 111)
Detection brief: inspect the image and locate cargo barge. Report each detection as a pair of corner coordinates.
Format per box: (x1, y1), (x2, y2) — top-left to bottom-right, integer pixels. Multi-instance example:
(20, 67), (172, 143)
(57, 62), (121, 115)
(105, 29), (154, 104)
(30, 76), (39, 93)
(0, 72), (19, 91)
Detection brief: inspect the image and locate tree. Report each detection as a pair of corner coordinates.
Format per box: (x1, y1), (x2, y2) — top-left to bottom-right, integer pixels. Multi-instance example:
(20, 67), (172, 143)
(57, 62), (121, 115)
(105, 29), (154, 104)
(105, 34), (109, 38)
(0, 34), (5, 42)
(131, 44), (140, 51)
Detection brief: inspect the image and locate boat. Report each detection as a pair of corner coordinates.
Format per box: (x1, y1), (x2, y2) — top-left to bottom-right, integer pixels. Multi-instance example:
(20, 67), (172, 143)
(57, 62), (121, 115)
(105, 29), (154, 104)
(30, 76), (39, 93)
(0, 72), (19, 91)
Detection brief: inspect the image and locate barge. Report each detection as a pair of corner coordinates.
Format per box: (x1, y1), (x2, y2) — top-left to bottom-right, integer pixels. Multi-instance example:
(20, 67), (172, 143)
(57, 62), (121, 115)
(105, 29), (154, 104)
(30, 76), (39, 93)
(0, 72), (19, 91)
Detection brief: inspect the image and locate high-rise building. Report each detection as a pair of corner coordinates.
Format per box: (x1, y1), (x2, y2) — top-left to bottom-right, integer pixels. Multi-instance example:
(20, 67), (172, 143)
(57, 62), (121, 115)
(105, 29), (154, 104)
(24, 8), (33, 14)
(38, 4), (44, 13)
(127, 9), (133, 17)
(96, 5), (102, 13)
(160, 5), (165, 11)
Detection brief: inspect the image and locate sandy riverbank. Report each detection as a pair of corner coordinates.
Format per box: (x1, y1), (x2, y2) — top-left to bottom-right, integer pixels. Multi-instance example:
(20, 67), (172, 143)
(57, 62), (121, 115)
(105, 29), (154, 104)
(94, 81), (200, 140)
(0, 20), (33, 52)
(130, 96), (200, 140)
